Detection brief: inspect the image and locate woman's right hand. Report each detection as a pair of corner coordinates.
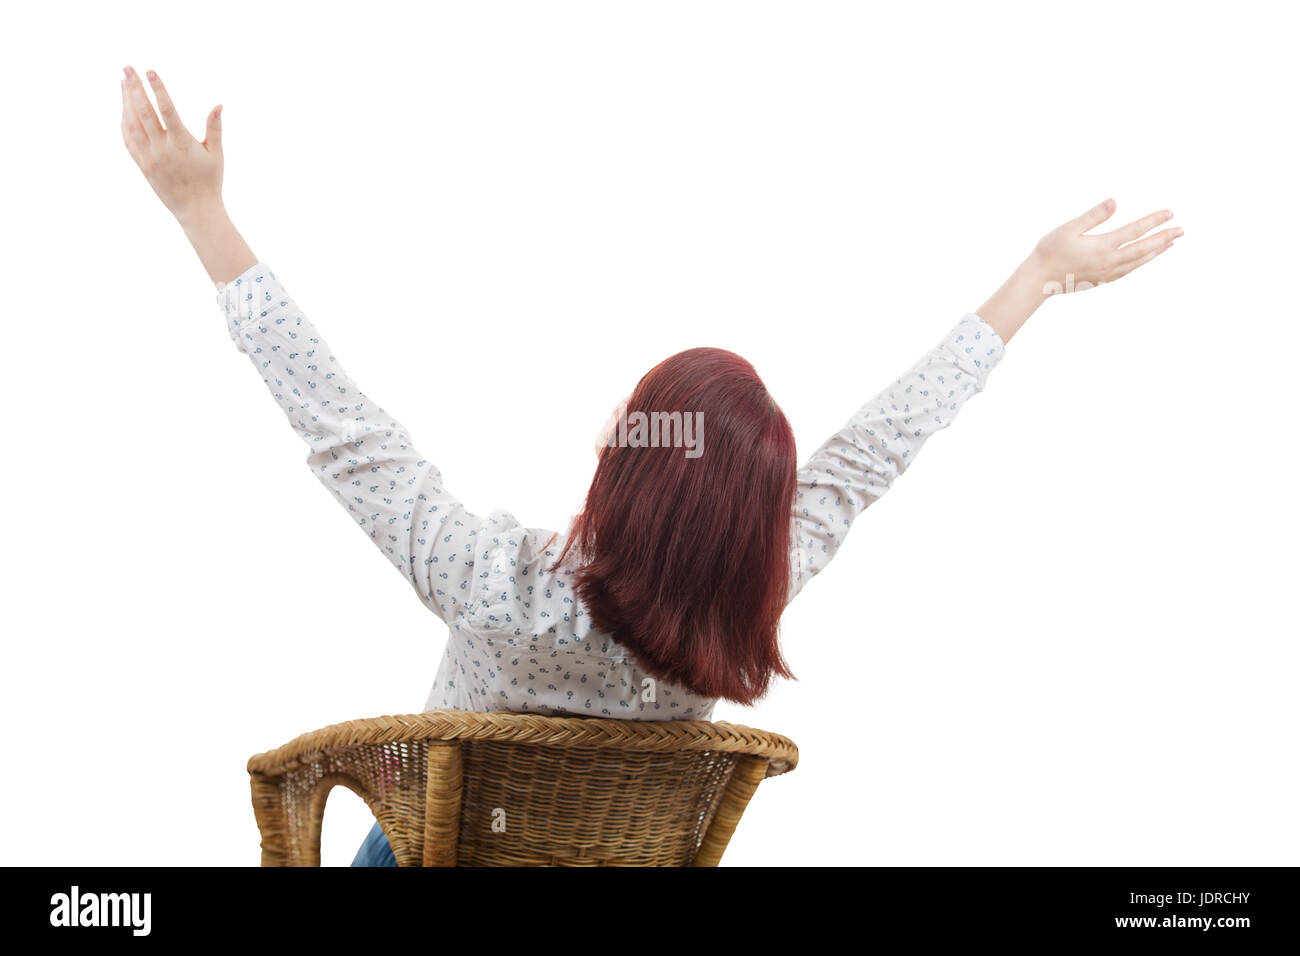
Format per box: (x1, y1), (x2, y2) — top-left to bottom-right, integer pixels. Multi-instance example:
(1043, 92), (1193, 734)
(120, 65), (224, 225)
(977, 199), (1184, 345)
(1029, 198), (1183, 294)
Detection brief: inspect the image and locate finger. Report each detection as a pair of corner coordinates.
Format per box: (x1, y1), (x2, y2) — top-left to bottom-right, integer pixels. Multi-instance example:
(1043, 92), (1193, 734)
(1111, 239), (1174, 280)
(120, 78), (148, 154)
(123, 65), (164, 140)
(1104, 208), (1173, 246)
(203, 104), (223, 152)
(1073, 197), (1117, 233)
(1119, 226), (1183, 262)
(145, 69), (189, 137)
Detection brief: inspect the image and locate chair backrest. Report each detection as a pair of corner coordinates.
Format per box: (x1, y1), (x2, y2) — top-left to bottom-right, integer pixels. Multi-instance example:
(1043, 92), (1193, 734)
(247, 710), (798, 866)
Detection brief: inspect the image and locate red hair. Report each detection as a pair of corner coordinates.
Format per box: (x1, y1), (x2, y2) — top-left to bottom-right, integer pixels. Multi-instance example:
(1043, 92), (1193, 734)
(551, 347), (797, 705)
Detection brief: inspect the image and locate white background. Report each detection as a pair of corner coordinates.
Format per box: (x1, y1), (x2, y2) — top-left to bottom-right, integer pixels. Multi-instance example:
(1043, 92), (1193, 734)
(1, 0), (1295, 866)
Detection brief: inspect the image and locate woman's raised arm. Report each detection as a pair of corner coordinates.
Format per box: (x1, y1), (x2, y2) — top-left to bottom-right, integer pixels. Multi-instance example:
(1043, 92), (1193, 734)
(120, 66), (495, 625)
(213, 261), (492, 624)
(787, 200), (1182, 603)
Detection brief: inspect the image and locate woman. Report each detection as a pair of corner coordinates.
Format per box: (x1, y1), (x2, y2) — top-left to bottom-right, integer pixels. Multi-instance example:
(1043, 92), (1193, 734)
(119, 66), (1182, 865)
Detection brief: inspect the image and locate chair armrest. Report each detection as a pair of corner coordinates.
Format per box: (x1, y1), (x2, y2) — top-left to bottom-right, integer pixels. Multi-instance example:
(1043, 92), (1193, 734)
(248, 737), (447, 866)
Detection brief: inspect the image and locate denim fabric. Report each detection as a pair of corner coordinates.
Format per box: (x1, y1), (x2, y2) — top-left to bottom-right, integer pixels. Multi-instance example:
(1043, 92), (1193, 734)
(350, 820), (398, 867)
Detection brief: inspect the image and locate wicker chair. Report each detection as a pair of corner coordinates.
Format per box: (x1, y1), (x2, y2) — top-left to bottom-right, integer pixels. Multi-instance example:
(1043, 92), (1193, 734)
(247, 709), (798, 866)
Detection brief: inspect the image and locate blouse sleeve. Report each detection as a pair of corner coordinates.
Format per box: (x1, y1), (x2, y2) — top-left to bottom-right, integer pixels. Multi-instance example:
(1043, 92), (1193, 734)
(216, 261), (489, 625)
(786, 312), (1006, 604)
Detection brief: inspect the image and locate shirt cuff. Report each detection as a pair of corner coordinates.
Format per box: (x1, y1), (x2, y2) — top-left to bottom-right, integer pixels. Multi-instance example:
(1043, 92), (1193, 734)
(940, 312), (1006, 390)
(215, 261), (284, 343)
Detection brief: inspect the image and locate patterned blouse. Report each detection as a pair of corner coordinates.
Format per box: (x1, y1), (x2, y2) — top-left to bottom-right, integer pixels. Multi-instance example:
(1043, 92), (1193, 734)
(216, 262), (1005, 720)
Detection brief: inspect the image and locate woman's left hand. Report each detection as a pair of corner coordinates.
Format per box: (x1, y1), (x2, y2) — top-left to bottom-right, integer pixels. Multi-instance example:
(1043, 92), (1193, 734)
(120, 65), (224, 225)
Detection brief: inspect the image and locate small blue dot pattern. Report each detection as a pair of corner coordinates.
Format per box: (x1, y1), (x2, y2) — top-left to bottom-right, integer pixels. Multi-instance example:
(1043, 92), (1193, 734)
(217, 263), (1005, 719)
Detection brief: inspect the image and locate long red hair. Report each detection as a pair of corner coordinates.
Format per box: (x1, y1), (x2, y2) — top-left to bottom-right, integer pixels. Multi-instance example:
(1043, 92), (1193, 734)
(551, 347), (797, 705)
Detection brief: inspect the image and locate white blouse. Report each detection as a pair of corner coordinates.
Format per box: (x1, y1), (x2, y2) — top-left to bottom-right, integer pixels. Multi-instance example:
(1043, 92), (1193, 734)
(216, 262), (1005, 720)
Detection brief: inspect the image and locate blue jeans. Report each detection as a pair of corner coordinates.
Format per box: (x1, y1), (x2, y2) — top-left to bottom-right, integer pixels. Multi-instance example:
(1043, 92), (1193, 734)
(350, 820), (397, 867)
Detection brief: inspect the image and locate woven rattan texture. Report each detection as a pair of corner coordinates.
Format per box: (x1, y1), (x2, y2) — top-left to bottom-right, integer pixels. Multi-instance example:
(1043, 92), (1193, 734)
(247, 710), (797, 866)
